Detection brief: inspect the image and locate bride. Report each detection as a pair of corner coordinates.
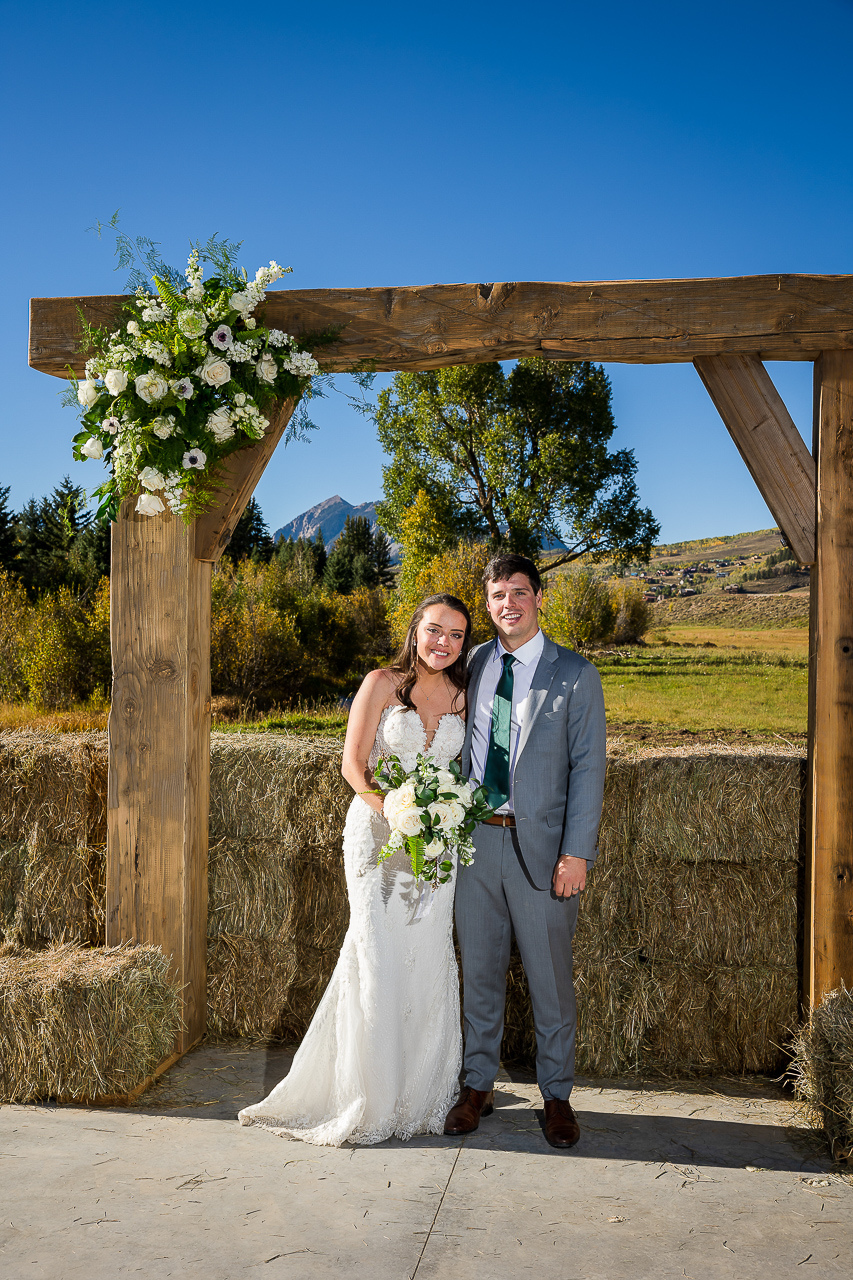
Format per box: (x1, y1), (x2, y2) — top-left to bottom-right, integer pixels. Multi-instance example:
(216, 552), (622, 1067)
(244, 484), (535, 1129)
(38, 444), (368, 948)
(238, 593), (472, 1146)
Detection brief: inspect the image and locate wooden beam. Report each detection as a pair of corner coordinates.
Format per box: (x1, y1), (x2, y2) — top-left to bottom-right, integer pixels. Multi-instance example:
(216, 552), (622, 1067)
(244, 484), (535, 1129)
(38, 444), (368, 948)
(29, 274), (853, 377)
(194, 397), (298, 563)
(694, 354), (816, 565)
(106, 500), (210, 1052)
(808, 349), (853, 1004)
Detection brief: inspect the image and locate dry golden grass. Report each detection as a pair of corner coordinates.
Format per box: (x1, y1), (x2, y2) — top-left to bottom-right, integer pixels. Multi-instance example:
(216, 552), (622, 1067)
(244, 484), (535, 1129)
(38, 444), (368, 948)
(662, 626), (810, 655)
(0, 702), (109, 733)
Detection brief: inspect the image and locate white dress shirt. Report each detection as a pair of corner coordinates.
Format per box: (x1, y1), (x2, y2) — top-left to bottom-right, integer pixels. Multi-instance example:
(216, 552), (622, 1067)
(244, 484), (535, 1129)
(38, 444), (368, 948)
(469, 628), (546, 814)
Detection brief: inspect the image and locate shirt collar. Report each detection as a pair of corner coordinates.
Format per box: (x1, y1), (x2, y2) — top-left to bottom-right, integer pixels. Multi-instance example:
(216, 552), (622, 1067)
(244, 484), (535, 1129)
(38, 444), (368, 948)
(494, 628), (544, 667)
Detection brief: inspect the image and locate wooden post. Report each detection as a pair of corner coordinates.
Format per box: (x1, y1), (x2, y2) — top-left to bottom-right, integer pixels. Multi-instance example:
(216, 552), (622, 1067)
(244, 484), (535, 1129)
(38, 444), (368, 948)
(106, 501), (211, 1052)
(807, 350), (853, 1004)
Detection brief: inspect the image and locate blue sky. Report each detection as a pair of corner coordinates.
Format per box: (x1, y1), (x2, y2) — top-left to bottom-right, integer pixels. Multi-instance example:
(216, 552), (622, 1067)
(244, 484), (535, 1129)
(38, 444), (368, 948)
(1, 0), (850, 542)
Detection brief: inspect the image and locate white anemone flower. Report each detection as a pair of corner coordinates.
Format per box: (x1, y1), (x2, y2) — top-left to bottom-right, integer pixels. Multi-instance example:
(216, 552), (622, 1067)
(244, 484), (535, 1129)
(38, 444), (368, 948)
(182, 447), (207, 471)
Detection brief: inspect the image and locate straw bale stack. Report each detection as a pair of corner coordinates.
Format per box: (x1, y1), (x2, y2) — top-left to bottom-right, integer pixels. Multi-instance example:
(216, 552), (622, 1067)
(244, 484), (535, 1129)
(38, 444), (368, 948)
(206, 734), (350, 1038)
(790, 986), (853, 1163)
(502, 749), (803, 1075)
(0, 941), (181, 1103)
(0, 732), (106, 947)
(0, 730), (804, 1077)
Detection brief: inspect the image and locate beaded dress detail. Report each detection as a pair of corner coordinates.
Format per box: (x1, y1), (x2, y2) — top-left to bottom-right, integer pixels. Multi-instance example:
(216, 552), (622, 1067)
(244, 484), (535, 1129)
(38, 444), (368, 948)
(238, 707), (465, 1146)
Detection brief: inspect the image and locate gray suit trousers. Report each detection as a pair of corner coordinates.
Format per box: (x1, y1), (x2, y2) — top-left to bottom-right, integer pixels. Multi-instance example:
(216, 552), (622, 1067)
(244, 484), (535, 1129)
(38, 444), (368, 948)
(455, 822), (580, 1100)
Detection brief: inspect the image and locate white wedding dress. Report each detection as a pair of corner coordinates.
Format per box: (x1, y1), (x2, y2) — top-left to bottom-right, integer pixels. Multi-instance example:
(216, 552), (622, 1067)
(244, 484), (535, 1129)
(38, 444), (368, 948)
(238, 706), (465, 1146)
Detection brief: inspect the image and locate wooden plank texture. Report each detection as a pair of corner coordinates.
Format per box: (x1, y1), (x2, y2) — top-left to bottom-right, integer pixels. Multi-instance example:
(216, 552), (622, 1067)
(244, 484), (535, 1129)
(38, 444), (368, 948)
(808, 349), (853, 1004)
(29, 274), (853, 377)
(106, 500), (210, 1051)
(694, 354), (816, 565)
(195, 398), (297, 563)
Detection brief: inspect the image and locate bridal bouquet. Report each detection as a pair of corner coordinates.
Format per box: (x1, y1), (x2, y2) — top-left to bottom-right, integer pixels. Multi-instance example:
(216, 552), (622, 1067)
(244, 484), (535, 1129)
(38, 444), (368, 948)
(66, 232), (324, 523)
(375, 755), (494, 886)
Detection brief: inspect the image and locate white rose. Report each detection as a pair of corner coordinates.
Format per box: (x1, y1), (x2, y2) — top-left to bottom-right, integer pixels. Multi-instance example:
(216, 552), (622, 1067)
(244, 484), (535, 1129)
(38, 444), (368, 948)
(256, 353), (277, 384)
(151, 414), (176, 439)
(80, 437), (104, 460)
(135, 371), (169, 403)
(443, 799), (466, 827)
(423, 839), (445, 860)
(428, 801), (456, 830)
(177, 309), (206, 338)
(182, 447), (207, 470)
(104, 368), (128, 396)
(207, 406), (235, 442)
(139, 465), (166, 491)
(435, 769), (456, 785)
(383, 783), (417, 826)
(199, 355), (231, 388)
(135, 492), (165, 516)
(77, 380), (100, 408)
(396, 807), (424, 838)
(229, 290), (252, 315)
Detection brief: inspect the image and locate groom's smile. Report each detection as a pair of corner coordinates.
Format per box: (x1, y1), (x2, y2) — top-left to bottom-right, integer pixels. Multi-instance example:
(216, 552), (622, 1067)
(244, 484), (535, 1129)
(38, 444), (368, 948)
(485, 573), (543, 650)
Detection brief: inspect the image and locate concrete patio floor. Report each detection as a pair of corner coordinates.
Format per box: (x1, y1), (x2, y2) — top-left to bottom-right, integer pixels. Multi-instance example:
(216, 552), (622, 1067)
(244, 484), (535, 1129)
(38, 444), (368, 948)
(1, 1041), (850, 1279)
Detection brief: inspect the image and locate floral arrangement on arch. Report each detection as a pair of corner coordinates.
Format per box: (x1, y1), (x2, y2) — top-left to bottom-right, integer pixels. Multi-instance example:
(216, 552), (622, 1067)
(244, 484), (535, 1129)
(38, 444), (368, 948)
(67, 234), (325, 523)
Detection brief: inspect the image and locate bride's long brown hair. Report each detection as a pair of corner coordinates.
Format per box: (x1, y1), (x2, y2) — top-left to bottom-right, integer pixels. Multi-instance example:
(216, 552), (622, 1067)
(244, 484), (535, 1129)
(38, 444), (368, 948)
(389, 594), (472, 713)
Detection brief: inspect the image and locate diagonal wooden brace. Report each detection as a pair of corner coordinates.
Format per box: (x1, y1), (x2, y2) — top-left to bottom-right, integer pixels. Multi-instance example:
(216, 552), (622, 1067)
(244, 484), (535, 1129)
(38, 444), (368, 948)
(694, 353), (816, 565)
(194, 397), (299, 563)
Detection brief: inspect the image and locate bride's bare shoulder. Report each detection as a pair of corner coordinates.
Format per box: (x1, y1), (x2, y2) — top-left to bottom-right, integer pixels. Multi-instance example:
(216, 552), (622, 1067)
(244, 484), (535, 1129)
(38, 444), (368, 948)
(358, 667), (402, 705)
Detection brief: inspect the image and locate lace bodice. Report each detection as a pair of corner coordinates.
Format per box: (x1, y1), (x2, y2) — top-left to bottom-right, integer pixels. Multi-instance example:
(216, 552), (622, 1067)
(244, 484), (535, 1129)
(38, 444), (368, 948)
(369, 706), (465, 774)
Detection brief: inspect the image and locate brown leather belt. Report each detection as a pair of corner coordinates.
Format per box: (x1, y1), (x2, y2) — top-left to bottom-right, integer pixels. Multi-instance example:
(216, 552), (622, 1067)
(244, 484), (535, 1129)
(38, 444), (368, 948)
(482, 814), (516, 828)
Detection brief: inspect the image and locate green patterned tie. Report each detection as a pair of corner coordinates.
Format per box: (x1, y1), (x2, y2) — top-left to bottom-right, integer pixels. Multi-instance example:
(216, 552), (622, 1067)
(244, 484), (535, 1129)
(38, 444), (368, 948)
(483, 653), (516, 810)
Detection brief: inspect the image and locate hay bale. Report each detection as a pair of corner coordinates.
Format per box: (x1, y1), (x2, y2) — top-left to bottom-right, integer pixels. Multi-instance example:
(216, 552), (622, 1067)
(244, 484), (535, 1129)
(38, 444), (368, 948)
(209, 733), (350, 842)
(0, 942), (182, 1103)
(0, 730), (805, 1079)
(0, 731), (106, 847)
(790, 986), (853, 1163)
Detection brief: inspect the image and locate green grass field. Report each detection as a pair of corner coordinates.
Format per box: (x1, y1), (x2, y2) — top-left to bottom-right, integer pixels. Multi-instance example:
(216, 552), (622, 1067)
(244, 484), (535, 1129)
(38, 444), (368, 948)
(597, 641), (807, 736)
(0, 622), (810, 742)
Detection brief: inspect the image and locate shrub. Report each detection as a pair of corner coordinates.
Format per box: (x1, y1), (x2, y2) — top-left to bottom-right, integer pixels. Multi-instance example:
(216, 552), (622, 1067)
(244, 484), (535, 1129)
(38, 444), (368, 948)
(0, 569), (32, 702)
(611, 580), (652, 644)
(542, 570), (616, 652)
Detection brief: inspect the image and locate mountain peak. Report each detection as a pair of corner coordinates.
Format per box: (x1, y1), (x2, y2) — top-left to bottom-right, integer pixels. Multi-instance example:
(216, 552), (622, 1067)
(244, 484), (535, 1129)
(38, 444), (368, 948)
(273, 496), (400, 562)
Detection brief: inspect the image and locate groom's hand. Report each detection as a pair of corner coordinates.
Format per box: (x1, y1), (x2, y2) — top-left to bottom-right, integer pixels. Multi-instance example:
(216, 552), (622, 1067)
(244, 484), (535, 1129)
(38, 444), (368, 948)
(552, 855), (587, 899)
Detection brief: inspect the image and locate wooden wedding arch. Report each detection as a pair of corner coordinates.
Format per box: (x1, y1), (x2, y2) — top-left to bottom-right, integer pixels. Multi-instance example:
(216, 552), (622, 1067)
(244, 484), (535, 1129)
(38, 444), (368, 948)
(29, 275), (853, 1054)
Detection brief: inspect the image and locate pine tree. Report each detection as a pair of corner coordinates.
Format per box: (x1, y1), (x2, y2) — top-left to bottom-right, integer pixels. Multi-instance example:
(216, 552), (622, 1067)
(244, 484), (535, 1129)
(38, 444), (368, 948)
(14, 478), (94, 596)
(323, 517), (394, 595)
(225, 497), (274, 562)
(0, 485), (17, 572)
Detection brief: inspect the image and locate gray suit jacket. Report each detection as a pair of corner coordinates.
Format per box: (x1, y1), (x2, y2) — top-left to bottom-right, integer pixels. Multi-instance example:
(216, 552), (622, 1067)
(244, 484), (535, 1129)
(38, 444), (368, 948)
(461, 633), (606, 889)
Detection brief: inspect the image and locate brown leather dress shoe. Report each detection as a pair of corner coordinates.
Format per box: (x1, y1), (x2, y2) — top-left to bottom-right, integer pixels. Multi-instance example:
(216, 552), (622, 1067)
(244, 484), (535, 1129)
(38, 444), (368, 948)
(443, 1087), (495, 1135)
(542, 1098), (580, 1148)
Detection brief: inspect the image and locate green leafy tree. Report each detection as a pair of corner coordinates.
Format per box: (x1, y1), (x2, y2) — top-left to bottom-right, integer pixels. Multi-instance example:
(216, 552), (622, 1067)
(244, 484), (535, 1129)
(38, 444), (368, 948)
(324, 516), (394, 595)
(376, 359), (660, 568)
(225, 497), (274, 563)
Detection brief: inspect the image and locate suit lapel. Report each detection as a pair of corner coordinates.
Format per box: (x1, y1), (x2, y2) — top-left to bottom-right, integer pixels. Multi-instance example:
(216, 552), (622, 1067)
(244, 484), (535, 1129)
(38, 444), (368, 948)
(515, 635), (560, 765)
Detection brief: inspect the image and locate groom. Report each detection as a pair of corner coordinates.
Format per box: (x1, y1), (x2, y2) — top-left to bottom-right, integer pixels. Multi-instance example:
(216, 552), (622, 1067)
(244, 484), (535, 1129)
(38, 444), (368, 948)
(444, 552), (606, 1148)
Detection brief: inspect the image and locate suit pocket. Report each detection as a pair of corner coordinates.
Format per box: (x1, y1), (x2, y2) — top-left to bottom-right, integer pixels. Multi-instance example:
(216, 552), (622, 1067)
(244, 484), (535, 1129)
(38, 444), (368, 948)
(545, 804), (565, 828)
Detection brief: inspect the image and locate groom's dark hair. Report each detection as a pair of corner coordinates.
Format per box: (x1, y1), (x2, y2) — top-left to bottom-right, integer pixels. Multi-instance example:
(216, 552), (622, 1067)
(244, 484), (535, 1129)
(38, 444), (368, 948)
(482, 553), (542, 596)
